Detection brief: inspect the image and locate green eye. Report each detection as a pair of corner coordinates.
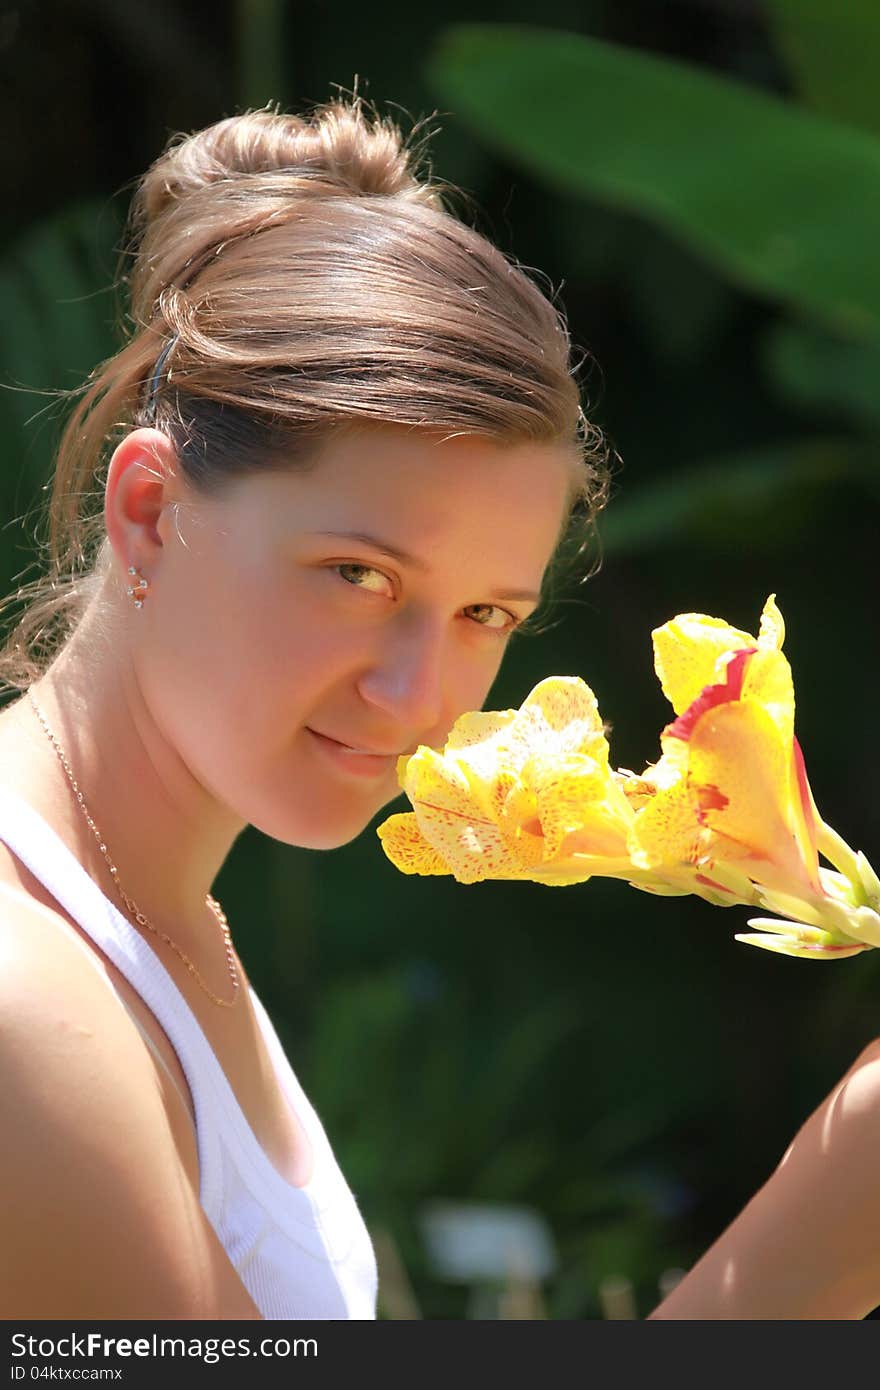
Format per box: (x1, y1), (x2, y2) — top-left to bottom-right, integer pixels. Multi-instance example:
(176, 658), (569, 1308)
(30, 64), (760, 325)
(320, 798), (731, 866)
(333, 564), (520, 635)
(466, 604), (519, 632)
(334, 563), (392, 593)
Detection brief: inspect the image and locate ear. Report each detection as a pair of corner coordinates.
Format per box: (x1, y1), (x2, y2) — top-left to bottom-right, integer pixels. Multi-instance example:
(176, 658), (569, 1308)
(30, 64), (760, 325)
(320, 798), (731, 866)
(104, 428), (184, 572)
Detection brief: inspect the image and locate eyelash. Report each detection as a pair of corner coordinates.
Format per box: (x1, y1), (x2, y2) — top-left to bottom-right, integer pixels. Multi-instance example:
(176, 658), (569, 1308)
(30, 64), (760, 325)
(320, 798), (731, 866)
(330, 563), (523, 635)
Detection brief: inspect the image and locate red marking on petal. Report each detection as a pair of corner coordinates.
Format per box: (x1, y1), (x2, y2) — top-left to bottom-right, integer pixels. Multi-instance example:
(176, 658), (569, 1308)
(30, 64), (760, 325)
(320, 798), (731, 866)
(798, 941), (866, 953)
(666, 647), (757, 743)
(695, 782), (729, 819)
(723, 646), (753, 700)
(792, 736), (819, 867)
(413, 799), (495, 827)
(695, 873), (735, 894)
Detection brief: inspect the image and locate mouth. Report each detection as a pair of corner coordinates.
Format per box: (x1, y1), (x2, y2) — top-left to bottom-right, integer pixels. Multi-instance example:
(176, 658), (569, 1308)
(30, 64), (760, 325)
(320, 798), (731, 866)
(307, 728), (405, 756)
(305, 728), (410, 778)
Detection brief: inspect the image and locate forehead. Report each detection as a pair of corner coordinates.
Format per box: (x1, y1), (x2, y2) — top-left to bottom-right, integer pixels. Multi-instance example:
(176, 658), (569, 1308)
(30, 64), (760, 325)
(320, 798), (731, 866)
(225, 424), (577, 563)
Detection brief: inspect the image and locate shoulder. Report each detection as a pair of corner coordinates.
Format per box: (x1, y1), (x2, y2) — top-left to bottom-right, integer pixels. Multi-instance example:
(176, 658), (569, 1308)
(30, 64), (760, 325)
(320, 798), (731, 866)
(0, 876), (145, 1054)
(0, 883), (261, 1319)
(651, 1038), (880, 1319)
(782, 1037), (880, 1163)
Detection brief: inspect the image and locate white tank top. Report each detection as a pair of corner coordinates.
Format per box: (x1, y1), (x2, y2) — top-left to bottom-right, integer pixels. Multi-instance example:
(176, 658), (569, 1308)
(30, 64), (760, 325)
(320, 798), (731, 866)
(0, 788), (378, 1320)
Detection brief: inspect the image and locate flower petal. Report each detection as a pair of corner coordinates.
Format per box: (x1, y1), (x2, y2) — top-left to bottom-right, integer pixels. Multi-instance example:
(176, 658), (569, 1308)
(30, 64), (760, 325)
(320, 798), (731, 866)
(375, 812), (455, 876)
(442, 707), (517, 746)
(735, 929), (869, 960)
(628, 878), (694, 898)
(629, 775), (706, 871)
(495, 676), (610, 774)
(740, 646), (795, 745)
(686, 700), (822, 897)
(652, 613), (755, 716)
(524, 752), (633, 859)
(400, 747), (526, 883)
(665, 646), (754, 743)
(757, 593), (785, 650)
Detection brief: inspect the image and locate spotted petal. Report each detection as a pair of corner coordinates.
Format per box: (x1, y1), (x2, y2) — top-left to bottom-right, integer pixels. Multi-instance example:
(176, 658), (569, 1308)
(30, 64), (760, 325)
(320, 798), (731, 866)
(527, 752), (634, 859)
(447, 676), (609, 784)
(629, 774), (707, 871)
(376, 812), (458, 876)
(397, 746), (525, 883)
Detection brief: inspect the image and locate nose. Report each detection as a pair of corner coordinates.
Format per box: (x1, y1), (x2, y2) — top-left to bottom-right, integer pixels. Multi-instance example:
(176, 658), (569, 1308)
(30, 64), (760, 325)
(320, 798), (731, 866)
(356, 613), (447, 735)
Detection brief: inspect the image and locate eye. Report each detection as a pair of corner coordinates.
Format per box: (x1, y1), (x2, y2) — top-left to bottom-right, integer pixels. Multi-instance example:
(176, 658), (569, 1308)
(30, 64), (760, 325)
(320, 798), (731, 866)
(333, 563), (522, 636)
(463, 603), (522, 634)
(333, 562), (393, 596)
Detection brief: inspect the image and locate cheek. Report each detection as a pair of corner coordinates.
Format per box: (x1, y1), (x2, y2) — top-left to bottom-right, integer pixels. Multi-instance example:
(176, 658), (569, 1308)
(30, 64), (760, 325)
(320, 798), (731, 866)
(428, 662), (506, 747)
(135, 559), (266, 734)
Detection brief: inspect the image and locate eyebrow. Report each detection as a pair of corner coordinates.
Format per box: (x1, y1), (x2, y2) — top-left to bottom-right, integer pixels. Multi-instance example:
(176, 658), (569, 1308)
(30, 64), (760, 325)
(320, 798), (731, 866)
(307, 530), (542, 603)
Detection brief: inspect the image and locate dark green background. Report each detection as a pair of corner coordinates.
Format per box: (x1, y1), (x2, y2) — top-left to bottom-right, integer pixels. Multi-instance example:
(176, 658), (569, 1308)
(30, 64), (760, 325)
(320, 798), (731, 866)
(2, 0), (878, 1318)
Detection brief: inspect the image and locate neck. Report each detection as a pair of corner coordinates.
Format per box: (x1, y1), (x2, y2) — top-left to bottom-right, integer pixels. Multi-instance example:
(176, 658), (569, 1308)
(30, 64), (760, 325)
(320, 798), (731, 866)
(0, 604), (248, 956)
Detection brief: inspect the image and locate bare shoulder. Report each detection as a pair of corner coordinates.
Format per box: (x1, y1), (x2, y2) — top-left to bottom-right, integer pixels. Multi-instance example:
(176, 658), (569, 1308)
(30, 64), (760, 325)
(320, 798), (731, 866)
(0, 877), (172, 1097)
(782, 1036), (880, 1162)
(0, 877), (144, 1059)
(0, 885), (261, 1320)
(841, 1035), (880, 1081)
(650, 1038), (880, 1319)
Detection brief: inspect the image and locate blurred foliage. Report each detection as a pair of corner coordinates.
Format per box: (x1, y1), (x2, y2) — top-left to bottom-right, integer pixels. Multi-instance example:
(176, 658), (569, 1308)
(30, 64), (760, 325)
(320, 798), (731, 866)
(2, 0), (880, 1319)
(427, 23), (880, 335)
(765, 0), (880, 136)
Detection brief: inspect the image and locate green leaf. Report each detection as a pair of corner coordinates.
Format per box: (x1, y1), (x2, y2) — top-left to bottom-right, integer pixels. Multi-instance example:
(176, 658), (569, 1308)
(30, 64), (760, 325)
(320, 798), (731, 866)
(767, 0), (880, 137)
(762, 320), (880, 429)
(0, 199), (121, 474)
(598, 438), (880, 554)
(426, 24), (880, 335)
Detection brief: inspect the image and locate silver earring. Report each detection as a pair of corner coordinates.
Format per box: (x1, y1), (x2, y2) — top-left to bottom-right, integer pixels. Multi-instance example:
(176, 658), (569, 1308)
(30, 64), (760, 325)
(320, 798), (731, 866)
(126, 565), (149, 609)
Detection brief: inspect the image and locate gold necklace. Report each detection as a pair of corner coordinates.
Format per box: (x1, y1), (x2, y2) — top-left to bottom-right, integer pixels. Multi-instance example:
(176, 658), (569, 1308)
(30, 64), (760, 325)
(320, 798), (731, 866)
(25, 687), (241, 1009)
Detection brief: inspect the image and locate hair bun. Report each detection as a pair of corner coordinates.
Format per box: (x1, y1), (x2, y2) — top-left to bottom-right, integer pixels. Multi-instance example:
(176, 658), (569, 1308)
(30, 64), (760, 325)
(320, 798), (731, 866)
(137, 97), (440, 228)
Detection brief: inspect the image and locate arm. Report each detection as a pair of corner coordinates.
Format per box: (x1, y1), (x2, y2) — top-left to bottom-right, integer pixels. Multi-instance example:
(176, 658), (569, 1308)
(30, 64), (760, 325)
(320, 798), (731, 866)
(649, 1040), (880, 1319)
(0, 902), (262, 1320)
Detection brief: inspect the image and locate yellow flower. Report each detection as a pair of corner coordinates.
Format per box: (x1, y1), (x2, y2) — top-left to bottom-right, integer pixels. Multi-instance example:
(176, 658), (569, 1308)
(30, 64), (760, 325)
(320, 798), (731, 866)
(376, 592), (880, 963)
(631, 595), (880, 957)
(376, 676), (640, 886)
(651, 593), (785, 718)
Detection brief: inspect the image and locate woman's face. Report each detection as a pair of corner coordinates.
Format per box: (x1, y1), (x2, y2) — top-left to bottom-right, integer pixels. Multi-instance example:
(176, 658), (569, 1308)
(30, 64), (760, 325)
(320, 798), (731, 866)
(132, 422), (577, 849)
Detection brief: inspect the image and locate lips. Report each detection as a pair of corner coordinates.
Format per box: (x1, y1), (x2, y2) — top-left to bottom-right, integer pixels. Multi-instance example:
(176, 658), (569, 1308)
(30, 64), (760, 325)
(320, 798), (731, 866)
(305, 726), (405, 780)
(307, 728), (404, 756)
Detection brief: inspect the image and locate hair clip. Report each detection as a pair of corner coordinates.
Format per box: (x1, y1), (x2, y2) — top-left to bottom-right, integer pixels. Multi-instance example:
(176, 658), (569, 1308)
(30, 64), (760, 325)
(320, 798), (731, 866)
(143, 332), (180, 419)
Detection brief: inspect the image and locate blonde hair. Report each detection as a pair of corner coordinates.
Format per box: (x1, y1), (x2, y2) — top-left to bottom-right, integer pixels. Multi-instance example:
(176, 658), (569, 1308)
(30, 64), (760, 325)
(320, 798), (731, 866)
(0, 94), (609, 693)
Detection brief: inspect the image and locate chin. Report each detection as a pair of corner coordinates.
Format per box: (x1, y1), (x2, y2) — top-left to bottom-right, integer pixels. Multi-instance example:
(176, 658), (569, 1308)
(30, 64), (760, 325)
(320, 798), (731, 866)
(246, 803), (387, 853)
(238, 761), (409, 849)
(294, 825), (368, 852)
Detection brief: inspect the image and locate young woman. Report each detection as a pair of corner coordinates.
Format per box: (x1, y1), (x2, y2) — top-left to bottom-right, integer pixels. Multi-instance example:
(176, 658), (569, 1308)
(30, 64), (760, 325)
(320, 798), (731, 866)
(0, 97), (605, 1319)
